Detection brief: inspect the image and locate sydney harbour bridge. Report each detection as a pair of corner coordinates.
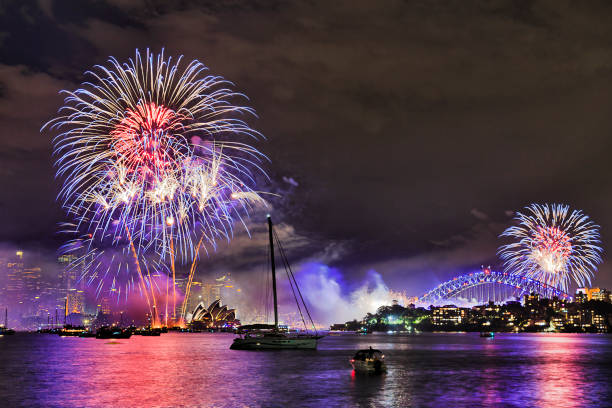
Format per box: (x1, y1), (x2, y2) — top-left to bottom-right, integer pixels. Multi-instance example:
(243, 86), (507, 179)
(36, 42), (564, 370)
(415, 267), (570, 306)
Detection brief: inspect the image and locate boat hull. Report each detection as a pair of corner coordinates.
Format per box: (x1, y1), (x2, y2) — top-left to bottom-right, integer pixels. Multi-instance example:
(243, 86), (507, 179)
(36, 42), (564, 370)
(351, 360), (387, 374)
(230, 336), (319, 350)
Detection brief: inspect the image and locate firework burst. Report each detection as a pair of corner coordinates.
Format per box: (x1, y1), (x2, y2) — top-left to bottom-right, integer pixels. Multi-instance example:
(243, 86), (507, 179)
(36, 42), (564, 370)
(45, 49), (268, 263)
(498, 203), (603, 292)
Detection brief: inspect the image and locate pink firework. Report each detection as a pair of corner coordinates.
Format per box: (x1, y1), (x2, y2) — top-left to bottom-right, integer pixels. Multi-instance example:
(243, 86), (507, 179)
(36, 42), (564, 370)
(498, 203), (603, 292)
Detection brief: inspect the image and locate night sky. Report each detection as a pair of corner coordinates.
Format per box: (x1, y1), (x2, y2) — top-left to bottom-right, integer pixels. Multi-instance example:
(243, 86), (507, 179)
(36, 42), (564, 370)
(2, 0), (612, 299)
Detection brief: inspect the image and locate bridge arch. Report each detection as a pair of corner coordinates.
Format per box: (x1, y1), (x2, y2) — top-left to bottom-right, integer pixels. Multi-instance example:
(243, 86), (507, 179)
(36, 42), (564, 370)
(418, 268), (570, 305)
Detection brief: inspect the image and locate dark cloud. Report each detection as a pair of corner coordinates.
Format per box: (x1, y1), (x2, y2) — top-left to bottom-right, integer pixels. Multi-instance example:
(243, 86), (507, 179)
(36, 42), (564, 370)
(1, 0), (612, 303)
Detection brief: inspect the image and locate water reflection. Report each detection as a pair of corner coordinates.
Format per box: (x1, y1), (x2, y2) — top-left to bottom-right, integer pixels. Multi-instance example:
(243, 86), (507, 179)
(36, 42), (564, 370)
(1, 332), (610, 407)
(528, 335), (594, 408)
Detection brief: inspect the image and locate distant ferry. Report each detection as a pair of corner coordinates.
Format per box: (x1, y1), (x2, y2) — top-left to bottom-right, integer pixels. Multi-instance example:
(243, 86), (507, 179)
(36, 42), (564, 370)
(59, 325), (87, 337)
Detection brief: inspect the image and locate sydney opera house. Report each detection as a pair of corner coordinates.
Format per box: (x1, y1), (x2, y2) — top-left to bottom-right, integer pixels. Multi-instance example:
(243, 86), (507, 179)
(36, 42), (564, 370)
(188, 300), (240, 330)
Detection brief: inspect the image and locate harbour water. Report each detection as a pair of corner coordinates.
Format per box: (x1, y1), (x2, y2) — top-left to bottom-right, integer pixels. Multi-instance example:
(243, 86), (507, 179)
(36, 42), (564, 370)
(1, 332), (611, 407)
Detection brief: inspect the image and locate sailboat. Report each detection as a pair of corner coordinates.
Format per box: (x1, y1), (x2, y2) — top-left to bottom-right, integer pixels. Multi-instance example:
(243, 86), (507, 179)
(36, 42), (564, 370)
(230, 215), (323, 350)
(0, 308), (16, 335)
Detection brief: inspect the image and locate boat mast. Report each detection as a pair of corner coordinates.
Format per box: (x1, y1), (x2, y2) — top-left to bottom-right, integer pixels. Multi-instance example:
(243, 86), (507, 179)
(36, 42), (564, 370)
(4, 308), (7, 328)
(268, 215), (279, 329)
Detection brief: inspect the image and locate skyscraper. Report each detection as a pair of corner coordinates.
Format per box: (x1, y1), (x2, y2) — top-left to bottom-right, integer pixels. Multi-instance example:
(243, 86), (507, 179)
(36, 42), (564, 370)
(98, 296), (112, 315)
(6, 251), (25, 303)
(0, 254), (8, 305)
(66, 289), (85, 315)
(23, 267), (42, 295)
(201, 282), (221, 307)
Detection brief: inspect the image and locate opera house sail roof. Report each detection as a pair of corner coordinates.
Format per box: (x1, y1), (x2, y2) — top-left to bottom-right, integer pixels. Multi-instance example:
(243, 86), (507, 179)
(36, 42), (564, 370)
(188, 299), (238, 329)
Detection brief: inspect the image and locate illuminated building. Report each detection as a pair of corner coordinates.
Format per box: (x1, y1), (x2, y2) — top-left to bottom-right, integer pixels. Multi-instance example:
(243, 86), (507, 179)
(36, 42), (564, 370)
(57, 254), (78, 297)
(591, 313), (607, 333)
(589, 288), (610, 302)
(201, 282), (221, 307)
(0, 255), (8, 302)
(66, 289), (85, 315)
(98, 297), (112, 315)
(576, 288), (590, 302)
(550, 296), (567, 312)
(188, 299), (239, 329)
(184, 273), (242, 321)
(6, 251), (25, 302)
(591, 289), (609, 302)
(23, 267), (42, 295)
(574, 307), (607, 333)
(551, 316), (565, 330)
(523, 293), (540, 311)
(576, 287), (611, 303)
(432, 305), (466, 326)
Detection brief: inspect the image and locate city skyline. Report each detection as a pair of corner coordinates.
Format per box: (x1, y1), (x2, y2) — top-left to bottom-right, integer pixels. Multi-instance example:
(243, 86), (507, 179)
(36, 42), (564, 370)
(2, 242), (611, 331)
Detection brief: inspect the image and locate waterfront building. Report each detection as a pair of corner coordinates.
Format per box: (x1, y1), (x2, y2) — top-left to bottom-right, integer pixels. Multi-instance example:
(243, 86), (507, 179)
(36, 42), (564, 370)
(432, 305), (466, 326)
(591, 313), (607, 333)
(189, 299), (238, 329)
(589, 288), (611, 302)
(575, 288), (588, 303)
(551, 316), (565, 331)
(183, 273), (243, 321)
(550, 296), (568, 312)
(524, 293), (540, 311)
(575, 287), (611, 303)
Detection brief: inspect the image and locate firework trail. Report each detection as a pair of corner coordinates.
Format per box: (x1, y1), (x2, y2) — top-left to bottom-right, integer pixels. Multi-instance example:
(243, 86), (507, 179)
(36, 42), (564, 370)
(45, 49), (268, 303)
(498, 203), (603, 292)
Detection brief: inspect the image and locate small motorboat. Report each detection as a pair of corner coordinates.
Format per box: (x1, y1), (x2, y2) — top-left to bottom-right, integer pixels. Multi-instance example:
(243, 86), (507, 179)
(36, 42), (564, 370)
(480, 331), (495, 338)
(350, 347), (387, 374)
